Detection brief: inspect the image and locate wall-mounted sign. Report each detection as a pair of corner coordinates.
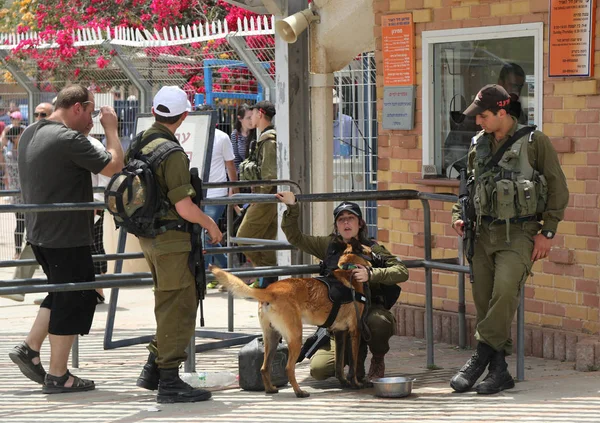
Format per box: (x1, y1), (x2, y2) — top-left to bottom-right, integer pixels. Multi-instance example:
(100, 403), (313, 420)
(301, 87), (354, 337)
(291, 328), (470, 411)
(549, 0), (596, 77)
(382, 13), (415, 86)
(382, 86), (415, 130)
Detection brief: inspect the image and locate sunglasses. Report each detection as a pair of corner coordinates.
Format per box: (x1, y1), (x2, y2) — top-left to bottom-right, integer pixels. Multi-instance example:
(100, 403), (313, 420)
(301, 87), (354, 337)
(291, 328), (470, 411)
(80, 101), (99, 117)
(33, 112), (48, 118)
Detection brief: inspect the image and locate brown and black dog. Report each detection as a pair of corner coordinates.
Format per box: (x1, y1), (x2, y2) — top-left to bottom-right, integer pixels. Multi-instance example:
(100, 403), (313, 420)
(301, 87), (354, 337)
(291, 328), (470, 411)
(209, 240), (372, 398)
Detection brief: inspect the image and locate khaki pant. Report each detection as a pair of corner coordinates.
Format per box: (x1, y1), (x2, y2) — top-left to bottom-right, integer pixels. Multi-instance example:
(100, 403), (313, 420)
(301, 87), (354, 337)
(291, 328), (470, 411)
(472, 220), (539, 355)
(139, 238), (198, 369)
(310, 305), (395, 380)
(236, 203), (278, 267)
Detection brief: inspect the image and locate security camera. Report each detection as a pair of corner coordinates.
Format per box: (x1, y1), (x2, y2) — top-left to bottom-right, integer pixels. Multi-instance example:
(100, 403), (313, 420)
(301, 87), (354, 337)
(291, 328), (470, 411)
(275, 6), (320, 44)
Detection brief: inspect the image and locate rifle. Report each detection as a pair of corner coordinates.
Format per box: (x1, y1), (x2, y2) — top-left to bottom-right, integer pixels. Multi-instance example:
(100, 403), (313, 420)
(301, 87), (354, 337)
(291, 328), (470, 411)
(459, 167), (475, 284)
(189, 167), (206, 326)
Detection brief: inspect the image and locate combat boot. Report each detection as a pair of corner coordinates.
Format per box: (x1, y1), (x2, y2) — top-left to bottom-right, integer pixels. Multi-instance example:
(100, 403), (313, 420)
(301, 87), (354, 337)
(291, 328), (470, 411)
(450, 342), (495, 392)
(367, 354), (385, 380)
(474, 350), (515, 395)
(156, 368), (212, 404)
(136, 352), (159, 391)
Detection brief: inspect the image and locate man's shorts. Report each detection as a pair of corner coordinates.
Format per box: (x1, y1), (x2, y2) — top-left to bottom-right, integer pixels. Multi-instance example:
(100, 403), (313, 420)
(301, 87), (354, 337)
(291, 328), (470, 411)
(33, 245), (98, 336)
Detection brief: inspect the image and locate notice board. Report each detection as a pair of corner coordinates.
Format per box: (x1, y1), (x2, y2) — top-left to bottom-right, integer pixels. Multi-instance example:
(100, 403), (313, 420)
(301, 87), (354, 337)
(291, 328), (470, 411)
(134, 111), (216, 184)
(549, 0), (596, 77)
(382, 13), (415, 86)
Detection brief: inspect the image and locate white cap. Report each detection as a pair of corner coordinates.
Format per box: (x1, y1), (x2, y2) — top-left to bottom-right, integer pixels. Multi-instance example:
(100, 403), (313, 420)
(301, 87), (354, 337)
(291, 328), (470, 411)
(153, 86), (192, 117)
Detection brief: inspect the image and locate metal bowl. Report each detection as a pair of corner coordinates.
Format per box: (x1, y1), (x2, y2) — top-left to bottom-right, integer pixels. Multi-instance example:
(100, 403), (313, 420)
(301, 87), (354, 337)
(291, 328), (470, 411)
(372, 376), (415, 398)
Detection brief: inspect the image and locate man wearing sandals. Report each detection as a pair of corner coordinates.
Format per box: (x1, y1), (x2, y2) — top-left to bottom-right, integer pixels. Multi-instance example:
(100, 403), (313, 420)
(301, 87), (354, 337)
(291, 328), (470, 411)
(9, 84), (124, 393)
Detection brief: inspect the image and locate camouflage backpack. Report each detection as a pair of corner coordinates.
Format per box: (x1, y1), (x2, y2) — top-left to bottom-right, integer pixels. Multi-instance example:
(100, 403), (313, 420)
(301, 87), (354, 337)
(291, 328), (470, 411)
(105, 132), (185, 238)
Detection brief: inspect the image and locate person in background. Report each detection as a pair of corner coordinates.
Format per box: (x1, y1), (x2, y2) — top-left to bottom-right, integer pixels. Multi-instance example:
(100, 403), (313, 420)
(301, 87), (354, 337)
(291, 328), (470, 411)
(0, 100), (12, 127)
(2, 126), (26, 259)
(497, 62), (527, 124)
(230, 103), (256, 171)
(88, 128), (111, 304)
(235, 101), (278, 288)
(333, 90), (358, 157)
(196, 104), (238, 288)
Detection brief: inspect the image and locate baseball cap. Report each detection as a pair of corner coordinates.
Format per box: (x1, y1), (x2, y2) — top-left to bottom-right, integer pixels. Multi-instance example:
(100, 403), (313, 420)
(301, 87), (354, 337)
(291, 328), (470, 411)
(333, 201), (363, 221)
(153, 86), (192, 117)
(463, 84), (511, 116)
(250, 100), (276, 118)
(10, 111), (22, 120)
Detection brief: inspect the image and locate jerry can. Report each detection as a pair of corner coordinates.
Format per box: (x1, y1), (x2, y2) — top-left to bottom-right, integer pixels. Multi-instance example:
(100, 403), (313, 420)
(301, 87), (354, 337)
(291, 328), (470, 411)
(238, 337), (289, 391)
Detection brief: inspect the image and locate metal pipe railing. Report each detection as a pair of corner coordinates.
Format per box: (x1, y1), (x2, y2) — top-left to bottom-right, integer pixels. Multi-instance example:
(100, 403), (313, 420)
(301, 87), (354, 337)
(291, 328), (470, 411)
(0, 185), (528, 380)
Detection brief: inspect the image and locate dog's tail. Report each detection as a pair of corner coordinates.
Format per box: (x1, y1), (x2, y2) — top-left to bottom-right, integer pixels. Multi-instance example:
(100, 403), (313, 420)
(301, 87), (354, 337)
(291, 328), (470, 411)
(209, 266), (275, 303)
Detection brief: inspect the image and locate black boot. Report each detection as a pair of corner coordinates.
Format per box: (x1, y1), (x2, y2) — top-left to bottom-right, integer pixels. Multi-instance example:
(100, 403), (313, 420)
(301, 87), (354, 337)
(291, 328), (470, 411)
(136, 352), (159, 391)
(450, 342), (495, 392)
(475, 350), (515, 395)
(157, 368), (212, 404)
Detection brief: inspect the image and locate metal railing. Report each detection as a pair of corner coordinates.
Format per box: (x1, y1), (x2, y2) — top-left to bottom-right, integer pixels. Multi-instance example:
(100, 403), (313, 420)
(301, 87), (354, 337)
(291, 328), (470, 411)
(0, 183), (528, 380)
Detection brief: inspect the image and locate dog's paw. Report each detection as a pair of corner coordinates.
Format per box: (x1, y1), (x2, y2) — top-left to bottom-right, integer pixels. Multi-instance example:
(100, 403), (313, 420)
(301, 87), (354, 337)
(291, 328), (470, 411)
(359, 379), (373, 388)
(294, 390), (310, 398)
(265, 387), (279, 394)
(350, 380), (364, 390)
(337, 377), (352, 388)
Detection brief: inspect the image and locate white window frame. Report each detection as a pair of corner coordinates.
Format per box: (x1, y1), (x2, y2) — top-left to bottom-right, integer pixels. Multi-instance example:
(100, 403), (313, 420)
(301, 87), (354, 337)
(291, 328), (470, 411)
(421, 23), (544, 176)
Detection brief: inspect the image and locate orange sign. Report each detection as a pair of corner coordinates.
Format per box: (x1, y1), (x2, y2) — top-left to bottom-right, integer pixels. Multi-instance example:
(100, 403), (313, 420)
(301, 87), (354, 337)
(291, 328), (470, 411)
(382, 13), (415, 86)
(549, 0), (596, 77)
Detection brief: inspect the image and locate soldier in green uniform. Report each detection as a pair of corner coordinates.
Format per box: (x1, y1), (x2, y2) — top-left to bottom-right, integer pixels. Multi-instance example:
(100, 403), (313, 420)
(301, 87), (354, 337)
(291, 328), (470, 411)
(450, 85), (569, 394)
(237, 101), (278, 287)
(276, 191), (409, 381)
(133, 86), (222, 403)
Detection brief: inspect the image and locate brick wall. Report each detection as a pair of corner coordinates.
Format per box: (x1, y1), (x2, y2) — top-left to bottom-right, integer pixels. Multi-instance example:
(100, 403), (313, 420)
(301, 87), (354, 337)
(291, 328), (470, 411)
(373, 0), (600, 337)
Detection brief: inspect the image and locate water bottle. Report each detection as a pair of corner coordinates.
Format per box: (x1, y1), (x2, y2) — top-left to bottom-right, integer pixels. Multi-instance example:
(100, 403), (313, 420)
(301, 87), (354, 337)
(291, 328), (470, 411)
(180, 371), (238, 388)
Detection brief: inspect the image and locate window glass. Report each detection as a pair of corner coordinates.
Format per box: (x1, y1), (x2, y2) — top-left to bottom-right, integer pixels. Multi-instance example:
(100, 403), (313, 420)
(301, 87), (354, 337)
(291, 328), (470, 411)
(433, 37), (535, 178)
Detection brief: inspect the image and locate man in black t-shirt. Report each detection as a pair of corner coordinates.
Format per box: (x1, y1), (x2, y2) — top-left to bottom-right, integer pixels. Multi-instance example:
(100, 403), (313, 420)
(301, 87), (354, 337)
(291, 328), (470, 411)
(8, 84), (124, 394)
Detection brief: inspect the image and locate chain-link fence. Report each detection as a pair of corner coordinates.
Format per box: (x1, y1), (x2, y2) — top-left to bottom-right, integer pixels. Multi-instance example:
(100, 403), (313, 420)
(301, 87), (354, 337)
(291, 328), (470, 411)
(333, 52), (378, 238)
(0, 18), (377, 259)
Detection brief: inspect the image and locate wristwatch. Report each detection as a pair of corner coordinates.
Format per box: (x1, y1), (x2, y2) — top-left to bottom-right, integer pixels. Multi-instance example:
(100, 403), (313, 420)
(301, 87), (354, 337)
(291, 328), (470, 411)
(541, 230), (555, 239)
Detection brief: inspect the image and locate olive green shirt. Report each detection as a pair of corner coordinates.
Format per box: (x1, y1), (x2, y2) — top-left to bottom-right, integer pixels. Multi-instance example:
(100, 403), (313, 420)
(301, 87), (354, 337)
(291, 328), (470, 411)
(281, 203), (409, 295)
(254, 126), (277, 194)
(126, 122), (195, 251)
(451, 117), (569, 233)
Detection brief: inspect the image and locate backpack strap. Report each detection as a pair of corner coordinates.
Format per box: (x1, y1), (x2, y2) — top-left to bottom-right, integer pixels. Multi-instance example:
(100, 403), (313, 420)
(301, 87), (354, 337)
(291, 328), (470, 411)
(144, 141), (185, 171)
(130, 129), (179, 160)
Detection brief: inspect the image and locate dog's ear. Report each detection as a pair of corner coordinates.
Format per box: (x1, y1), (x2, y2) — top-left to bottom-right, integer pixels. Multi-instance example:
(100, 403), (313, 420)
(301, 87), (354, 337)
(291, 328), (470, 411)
(343, 244), (354, 255)
(361, 245), (372, 256)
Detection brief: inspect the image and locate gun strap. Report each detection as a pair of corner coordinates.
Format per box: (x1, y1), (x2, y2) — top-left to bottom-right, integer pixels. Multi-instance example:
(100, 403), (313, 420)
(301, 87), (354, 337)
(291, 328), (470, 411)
(482, 126), (536, 173)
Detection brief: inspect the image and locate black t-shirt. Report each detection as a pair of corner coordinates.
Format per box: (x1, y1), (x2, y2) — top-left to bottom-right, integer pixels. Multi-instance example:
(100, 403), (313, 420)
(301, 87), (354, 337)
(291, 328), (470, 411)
(17, 120), (111, 248)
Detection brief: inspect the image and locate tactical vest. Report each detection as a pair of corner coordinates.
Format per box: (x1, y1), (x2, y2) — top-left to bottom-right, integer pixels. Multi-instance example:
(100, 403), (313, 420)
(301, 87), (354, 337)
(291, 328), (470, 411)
(472, 126), (548, 229)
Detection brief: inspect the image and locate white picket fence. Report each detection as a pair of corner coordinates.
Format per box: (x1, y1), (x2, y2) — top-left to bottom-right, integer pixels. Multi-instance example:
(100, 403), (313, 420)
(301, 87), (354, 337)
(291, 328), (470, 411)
(0, 16), (275, 50)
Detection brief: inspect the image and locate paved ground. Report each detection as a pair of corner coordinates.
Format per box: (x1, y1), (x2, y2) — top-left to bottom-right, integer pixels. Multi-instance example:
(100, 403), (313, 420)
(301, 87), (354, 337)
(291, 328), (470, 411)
(1, 267), (599, 423)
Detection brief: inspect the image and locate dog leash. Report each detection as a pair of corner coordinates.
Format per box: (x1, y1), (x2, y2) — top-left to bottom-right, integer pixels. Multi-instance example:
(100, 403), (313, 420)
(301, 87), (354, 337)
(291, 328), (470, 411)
(350, 273), (372, 343)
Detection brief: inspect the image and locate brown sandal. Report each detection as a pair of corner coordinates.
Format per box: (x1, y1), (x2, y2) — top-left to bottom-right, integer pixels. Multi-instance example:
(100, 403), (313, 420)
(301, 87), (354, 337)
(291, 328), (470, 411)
(42, 370), (95, 394)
